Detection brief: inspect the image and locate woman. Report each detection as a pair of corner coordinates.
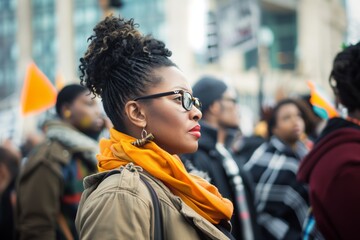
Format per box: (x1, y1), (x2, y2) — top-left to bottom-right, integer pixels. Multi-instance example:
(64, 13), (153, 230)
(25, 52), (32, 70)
(16, 84), (105, 240)
(244, 99), (309, 240)
(298, 42), (360, 240)
(75, 16), (233, 239)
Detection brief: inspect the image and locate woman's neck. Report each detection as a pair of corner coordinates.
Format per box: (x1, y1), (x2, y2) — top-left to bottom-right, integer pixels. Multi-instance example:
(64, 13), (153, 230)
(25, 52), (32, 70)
(348, 109), (360, 120)
(289, 142), (298, 152)
(277, 136), (298, 152)
(217, 127), (226, 145)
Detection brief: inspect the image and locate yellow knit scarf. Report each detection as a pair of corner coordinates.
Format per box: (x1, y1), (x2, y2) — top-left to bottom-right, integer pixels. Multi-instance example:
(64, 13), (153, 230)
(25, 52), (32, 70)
(97, 128), (233, 224)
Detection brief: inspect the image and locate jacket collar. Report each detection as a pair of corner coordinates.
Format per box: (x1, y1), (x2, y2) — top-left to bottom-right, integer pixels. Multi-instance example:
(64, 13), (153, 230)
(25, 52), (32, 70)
(198, 121), (218, 151)
(316, 117), (360, 144)
(44, 119), (98, 164)
(269, 136), (308, 159)
(298, 126), (360, 184)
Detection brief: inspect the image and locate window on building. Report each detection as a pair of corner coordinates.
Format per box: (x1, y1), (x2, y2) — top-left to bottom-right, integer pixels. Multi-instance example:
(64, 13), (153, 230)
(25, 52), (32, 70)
(266, 11), (297, 70)
(74, 0), (102, 70)
(206, 11), (219, 63)
(245, 9), (297, 71)
(245, 48), (258, 70)
(0, 0), (17, 101)
(120, 0), (165, 40)
(31, 0), (57, 83)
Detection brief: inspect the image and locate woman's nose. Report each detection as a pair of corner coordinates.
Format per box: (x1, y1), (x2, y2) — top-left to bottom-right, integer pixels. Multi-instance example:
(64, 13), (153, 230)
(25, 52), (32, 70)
(190, 106), (202, 121)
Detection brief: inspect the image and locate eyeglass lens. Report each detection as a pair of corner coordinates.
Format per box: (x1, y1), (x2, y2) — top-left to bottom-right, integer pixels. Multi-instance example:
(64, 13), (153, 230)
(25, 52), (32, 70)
(183, 92), (192, 110)
(182, 92), (201, 111)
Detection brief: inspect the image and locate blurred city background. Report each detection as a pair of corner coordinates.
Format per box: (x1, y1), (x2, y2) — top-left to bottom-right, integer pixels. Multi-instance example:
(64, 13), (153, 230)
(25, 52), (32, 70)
(0, 0), (359, 144)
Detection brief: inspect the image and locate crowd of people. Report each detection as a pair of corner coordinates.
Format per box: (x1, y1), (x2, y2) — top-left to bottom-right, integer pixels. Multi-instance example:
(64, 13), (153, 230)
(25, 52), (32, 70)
(1, 15), (359, 240)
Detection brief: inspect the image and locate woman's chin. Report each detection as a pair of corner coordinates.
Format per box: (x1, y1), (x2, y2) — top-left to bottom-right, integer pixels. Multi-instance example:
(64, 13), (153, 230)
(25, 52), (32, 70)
(164, 142), (199, 155)
(182, 143), (199, 154)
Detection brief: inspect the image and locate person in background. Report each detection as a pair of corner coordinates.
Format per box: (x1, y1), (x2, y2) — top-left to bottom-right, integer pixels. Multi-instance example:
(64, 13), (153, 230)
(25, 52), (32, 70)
(244, 99), (309, 240)
(16, 84), (105, 240)
(182, 76), (261, 240)
(0, 145), (20, 240)
(298, 42), (360, 240)
(231, 106), (271, 165)
(231, 128), (266, 166)
(75, 16), (234, 239)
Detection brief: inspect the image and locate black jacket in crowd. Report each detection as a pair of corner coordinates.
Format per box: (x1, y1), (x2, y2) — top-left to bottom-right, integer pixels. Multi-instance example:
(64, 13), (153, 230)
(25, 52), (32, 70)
(181, 121), (262, 240)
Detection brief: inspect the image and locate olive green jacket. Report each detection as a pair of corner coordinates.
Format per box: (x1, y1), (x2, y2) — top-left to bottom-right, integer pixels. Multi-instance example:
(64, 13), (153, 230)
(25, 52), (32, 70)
(75, 163), (231, 240)
(16, 120), (98, 240)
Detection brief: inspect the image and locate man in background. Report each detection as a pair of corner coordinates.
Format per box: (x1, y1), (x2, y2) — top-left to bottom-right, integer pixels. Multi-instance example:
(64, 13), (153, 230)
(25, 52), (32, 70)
(182, 76), (261, 240)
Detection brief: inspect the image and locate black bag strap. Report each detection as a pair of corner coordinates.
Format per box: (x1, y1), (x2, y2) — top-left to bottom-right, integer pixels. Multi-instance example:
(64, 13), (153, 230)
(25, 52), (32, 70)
(101, 170), (163, 240)
(139, 175), (164, 240)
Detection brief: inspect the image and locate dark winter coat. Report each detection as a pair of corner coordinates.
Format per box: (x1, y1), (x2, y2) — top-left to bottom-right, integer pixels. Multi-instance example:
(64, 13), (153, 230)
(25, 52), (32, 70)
(182, 121), (261, 240)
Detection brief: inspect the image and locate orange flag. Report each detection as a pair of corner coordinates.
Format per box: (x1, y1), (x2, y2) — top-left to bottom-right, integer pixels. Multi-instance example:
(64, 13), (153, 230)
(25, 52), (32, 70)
(307, 81), (339, 119)
(21, 62), (58, 116)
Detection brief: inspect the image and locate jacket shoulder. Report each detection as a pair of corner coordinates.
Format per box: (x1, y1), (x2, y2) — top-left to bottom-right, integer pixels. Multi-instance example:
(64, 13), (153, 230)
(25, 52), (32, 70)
(81, 164), (153, 206)
(20, 140), (72, 179)
(76, 164), (157, 239)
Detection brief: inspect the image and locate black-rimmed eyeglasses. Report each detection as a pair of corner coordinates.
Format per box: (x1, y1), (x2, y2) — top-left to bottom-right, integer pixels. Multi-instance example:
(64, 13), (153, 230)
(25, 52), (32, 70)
(134, 90), (202, 111)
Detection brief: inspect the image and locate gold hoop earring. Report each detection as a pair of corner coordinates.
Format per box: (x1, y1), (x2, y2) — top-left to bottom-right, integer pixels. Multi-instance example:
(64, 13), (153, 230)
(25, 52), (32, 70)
(131, 128), (154, 147)
(63, 110), (71, 119)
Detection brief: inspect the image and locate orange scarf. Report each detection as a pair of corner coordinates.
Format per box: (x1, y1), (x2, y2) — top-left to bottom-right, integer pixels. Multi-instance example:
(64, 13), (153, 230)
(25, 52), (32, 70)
(97, 128), (233, 224)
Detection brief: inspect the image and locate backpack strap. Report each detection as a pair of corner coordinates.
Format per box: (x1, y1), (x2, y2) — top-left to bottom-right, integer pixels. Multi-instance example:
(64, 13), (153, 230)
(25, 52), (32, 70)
(139, 175), (163, 240)
(101, 169), (163, 240)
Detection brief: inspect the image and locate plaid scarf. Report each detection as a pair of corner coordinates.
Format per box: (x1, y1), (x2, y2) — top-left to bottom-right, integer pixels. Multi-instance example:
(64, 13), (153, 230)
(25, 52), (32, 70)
(244, 136), (309, 239)
(216, 143), (254, 240)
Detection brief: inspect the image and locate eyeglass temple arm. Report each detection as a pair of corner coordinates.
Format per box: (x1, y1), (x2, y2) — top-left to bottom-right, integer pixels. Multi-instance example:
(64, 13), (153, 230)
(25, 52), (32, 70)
(134, 91), (179, 101)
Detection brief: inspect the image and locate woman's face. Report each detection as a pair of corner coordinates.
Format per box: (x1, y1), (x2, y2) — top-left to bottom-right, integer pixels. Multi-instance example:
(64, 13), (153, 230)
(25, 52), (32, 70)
(139, 66), (202, 155)
(272, 103), (305, 144)
(218, 88), (240, 129)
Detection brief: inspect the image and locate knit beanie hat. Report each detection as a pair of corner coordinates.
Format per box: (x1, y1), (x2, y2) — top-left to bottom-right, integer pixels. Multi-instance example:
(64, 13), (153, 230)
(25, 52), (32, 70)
(192, 76), (228, 113)
(55, 84), (87, 118)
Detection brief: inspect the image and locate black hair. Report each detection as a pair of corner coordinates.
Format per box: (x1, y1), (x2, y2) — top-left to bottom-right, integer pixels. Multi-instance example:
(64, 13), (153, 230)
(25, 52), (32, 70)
(79, 16), (176, 132)
(267, 99), (305, 137)
(296, 96), (323, 140)
(329, 42), (360, 112)
(55, 84), (87, 118)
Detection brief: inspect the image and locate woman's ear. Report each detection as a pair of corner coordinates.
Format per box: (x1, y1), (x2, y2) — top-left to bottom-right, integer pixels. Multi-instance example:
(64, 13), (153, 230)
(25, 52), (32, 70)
(124, 101), (147, 128)
(61, 104), (72, 119)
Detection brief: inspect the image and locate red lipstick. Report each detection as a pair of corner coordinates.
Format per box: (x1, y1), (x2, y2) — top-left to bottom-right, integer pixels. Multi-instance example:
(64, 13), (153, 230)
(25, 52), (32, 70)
(189, 125), (201, 139)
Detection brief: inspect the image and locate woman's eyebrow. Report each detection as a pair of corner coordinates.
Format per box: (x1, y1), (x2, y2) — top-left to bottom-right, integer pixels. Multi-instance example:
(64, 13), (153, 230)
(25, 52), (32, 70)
(172, 86), (190, 92)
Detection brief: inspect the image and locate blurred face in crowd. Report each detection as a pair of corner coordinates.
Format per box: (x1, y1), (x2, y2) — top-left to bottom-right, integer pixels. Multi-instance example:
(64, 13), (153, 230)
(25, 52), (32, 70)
(218, 88), (240, 129)
(64, 92), (105, 134)
(272, 103), (305, 145)
(133, 66), (203, 155)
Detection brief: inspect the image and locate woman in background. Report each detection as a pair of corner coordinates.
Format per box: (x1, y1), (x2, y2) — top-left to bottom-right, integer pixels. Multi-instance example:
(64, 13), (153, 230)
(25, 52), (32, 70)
(244, 99), (309, 240)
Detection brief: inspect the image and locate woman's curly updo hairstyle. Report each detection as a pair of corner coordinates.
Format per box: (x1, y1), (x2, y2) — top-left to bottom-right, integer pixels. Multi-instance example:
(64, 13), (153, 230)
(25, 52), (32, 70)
(79, 16), (176, 132)
(329, 42), (360, 112)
